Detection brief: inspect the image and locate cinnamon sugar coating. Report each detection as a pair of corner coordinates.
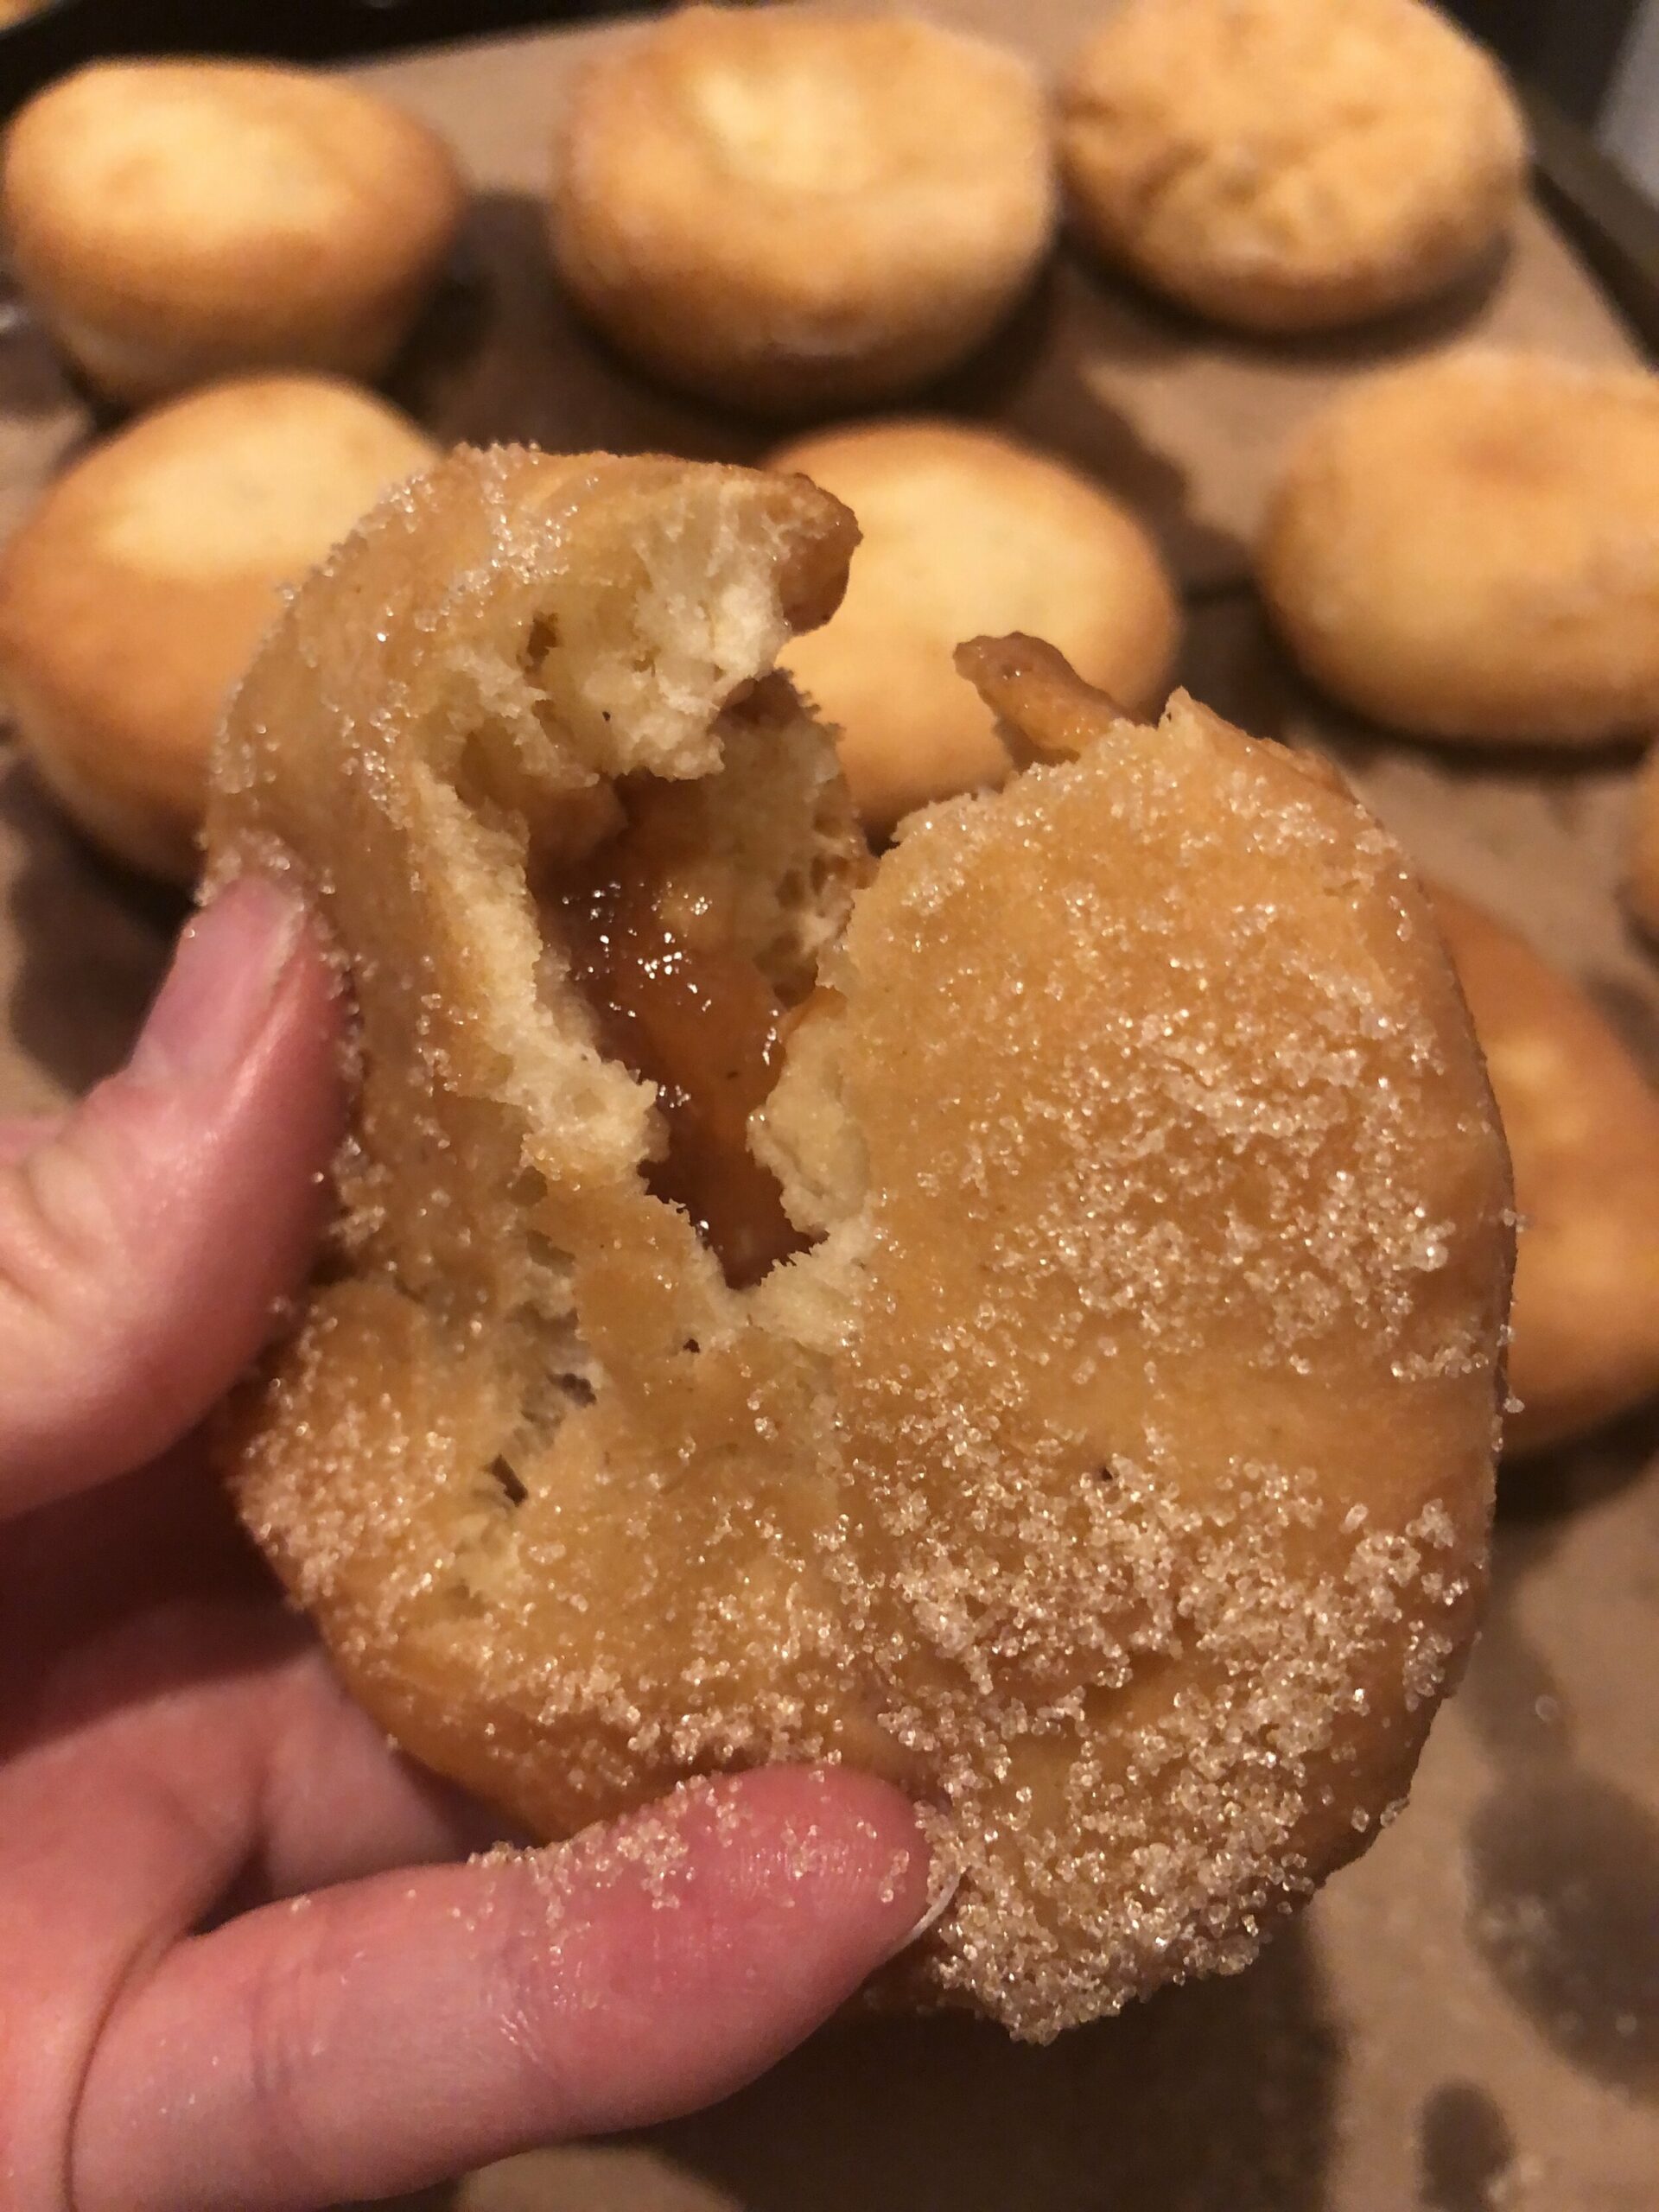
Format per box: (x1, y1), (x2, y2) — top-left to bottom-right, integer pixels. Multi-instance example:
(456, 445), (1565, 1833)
(206, 450), (1511, 2040)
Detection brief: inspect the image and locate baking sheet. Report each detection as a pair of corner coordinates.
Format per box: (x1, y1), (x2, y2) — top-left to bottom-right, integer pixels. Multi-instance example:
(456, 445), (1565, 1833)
(2, 8), (1656, 2208)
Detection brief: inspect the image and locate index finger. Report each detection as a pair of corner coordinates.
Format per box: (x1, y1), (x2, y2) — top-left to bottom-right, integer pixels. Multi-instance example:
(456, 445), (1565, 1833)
(0, 879), (343, 1515)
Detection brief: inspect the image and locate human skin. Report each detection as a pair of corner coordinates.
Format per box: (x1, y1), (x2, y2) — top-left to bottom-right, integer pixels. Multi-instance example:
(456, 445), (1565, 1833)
(0, 876), (931, 2212)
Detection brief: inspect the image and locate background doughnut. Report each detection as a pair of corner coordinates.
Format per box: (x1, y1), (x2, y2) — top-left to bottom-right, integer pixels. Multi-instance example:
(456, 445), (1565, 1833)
(1432, 885), (1659, 1457)
(0, 375), (437, 882)
(1058, 0), (1526, 334)
(0, 58), (466, 406)
(206, 448), (1510, 2042)
(770, 420), (1179, 833)
(1259, 351), (1659, 746)
(549, 7), (1053, 414)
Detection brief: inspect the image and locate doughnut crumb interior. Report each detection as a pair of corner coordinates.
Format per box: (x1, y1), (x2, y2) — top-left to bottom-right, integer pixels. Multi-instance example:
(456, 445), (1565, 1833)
(207, 448), (1512, 2040)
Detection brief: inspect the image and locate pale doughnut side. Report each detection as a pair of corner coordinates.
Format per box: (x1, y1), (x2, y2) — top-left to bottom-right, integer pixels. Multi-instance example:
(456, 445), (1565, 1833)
(207, 453), (1510, 2040)
(1432, 886), (1659, 1456)
(1630, 745), (1659, 938)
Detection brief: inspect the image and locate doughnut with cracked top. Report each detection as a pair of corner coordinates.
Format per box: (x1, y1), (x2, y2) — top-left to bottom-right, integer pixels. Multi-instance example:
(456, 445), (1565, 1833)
(206, 448), (1512, 2040)
(1058, 0), (1526, 334)
(549, 7), (1053, 415)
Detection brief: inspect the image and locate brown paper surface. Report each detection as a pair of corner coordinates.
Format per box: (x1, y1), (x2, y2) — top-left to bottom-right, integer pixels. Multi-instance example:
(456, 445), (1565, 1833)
(1, 10), (1655, 2209)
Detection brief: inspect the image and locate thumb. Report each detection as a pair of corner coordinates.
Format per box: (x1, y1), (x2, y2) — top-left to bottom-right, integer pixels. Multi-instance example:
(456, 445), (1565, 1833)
(0, 876), (343, 1516)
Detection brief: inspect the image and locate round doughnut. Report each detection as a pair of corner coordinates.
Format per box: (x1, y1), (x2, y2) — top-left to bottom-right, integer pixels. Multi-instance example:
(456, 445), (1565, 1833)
(549, 7), (1053, 415)
(1058, 0), (1526, 334)
(1259, 352), (1659, 747)
(1431, 886), (1659, 1457)
(0, 375), (437, 882)
(0, 59), (466, 406)
(206, 448), (1510, 2040)
(770, 420), (1180, 833)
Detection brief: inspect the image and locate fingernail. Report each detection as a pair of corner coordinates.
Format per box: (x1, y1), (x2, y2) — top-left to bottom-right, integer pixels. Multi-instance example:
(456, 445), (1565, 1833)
(886, 1826), (961, 1960)
(898, 1867), (961, 1950)
(130, 877), (306, 1089)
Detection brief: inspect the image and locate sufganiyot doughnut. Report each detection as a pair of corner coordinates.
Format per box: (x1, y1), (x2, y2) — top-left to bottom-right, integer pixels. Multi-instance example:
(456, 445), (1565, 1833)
(206, 448), (1511, 2040)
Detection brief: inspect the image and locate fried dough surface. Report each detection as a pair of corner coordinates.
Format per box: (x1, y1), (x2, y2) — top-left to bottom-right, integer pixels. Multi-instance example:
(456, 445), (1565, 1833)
(1629, 743), (1659, 938)
(207, 450), (1510, 2040)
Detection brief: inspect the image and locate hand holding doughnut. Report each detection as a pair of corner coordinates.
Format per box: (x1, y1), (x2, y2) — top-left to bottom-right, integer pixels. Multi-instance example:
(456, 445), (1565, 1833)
(0, 874), (931, 2212)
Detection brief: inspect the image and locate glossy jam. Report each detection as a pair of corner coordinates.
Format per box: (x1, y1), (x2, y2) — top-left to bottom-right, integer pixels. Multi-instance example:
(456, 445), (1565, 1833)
(543, 785), (806, 1289)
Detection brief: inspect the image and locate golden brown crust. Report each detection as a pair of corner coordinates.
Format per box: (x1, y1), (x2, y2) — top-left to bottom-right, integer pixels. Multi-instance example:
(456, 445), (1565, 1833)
(1259, 351), (1659, 747)
(207, 449), (1510, 2040)
(1058, 0), (1526, 334)
(0, 375), (437, 882)
(549, 8), (1054, 415)
(1, 60), (466, 404)
(770, 420), (1180, 832)
(1431, 886), (1659, 1456)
